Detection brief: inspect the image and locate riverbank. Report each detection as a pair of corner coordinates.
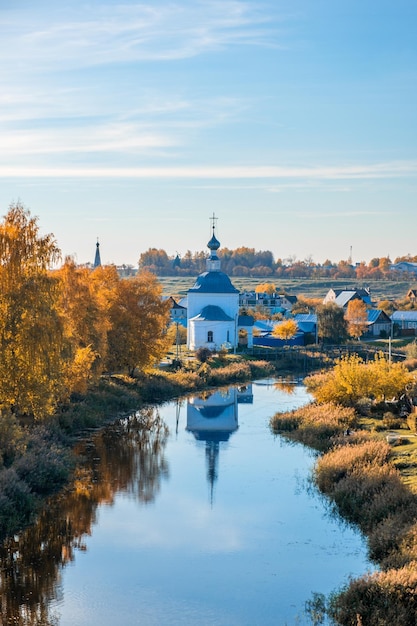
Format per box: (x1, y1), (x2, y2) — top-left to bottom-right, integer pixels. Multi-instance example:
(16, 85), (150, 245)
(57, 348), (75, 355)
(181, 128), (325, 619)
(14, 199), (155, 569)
(270, 402), (417, 625)
(0, 356), (275, 541)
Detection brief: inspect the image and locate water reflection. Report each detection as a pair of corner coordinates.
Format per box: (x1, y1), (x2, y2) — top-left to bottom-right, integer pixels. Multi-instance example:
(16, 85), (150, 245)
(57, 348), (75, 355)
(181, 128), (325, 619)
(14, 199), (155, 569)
(0, 383), (371, 626)
(186, 385), (252, 502)
(0, 408), (168, 626)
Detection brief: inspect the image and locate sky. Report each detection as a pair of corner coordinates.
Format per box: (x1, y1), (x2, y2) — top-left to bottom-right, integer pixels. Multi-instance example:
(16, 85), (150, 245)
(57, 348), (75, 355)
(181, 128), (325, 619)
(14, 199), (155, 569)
(1, 0), (416, 267)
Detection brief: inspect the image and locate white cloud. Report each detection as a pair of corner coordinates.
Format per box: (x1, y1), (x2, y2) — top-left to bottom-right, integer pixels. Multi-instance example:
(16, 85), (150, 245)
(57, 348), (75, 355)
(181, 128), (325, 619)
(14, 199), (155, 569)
(0, 123), (176, 155)
(1, 161), (416, 180)
(0, 1), (277, 72)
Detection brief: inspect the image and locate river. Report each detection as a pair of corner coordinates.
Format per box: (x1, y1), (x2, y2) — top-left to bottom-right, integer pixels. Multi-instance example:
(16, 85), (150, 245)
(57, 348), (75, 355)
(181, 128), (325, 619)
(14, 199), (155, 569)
(0, 380), (372, 625)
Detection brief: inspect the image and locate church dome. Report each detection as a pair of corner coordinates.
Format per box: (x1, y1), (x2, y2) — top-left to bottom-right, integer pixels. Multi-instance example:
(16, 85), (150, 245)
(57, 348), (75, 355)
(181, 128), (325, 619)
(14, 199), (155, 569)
(188, 271), (239, 294)
(207, 233), (220, 251)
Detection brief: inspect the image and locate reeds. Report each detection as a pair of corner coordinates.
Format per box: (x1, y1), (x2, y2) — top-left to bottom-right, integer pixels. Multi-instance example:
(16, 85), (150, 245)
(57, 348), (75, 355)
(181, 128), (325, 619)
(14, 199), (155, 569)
(272, 400), (417, 624)
(270, 402), (358, 452)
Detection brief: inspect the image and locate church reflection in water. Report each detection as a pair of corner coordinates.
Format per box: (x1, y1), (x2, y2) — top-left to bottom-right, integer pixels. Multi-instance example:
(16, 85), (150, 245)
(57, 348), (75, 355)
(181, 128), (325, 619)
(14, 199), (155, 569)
(0, 386), (253, 624)
(186, 384), (253, 502)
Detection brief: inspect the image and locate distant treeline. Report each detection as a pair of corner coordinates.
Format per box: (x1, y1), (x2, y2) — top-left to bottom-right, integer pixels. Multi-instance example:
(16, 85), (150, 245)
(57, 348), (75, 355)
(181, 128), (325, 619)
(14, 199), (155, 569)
(139, 247), (417, 280)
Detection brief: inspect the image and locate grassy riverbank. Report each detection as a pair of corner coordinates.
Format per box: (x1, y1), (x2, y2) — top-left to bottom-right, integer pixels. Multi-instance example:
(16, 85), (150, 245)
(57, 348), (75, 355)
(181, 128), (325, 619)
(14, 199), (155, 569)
(271, 402), (417, 625)
(0, 355), (274, 541)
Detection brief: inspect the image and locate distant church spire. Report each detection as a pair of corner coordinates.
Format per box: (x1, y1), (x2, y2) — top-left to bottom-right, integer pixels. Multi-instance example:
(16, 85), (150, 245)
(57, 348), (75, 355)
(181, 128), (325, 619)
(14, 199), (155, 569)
(94, 238), (101, 268)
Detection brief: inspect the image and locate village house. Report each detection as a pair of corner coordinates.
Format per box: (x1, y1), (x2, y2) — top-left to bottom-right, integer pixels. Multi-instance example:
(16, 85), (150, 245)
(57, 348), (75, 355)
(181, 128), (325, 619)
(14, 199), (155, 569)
(391, 311), (417, 336)
(239, 291), (297, 314)
(406, 289), (417, 304)
(391, 262), (417, 276)
(323, 287), (372, 308)
(365, 309), (392, 337)
(167, 296), (187, 326)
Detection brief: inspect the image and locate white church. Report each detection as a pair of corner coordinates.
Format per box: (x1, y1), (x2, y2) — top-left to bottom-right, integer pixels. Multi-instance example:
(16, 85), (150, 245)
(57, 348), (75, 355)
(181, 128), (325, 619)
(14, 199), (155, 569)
(186, 222), (254, 351)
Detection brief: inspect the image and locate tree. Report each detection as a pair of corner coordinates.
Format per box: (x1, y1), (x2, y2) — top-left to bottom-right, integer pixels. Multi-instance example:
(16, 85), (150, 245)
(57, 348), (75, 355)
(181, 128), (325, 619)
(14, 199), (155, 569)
(255, 282), (276, 295)
(138, 248), (171, 273)
(106, 271), (171, 375)
(335, 260), (355, 279)
(317, 303), (348, 344)
(345, 299), (368, 340)
(305, 353), (412, 406)
(0, 203), (63, 418)
(272, 319), (298, 340)
(55, 258), (115, 397)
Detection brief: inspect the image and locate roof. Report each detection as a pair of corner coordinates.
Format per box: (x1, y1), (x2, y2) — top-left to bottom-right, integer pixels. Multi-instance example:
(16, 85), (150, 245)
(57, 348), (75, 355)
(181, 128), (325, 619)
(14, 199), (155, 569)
(253, 320), (275, 332)
(392, 262), (417, 272)
(283, 295), (298, 303)
(238, 315), (254, 327)
(294, 313), (317, 323)
(189, 305), (233, 322)
(168, 296), (187, 310)
(367, 309), (390, 323)
(334, 291), (371, 307)
(188, 271), (239, 294)
(391, 311), (417, 322)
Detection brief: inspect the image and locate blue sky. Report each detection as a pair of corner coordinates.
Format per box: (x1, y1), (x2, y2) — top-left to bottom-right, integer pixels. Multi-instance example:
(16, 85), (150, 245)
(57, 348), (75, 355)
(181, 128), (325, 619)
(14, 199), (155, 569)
(1, 0), (416, 267)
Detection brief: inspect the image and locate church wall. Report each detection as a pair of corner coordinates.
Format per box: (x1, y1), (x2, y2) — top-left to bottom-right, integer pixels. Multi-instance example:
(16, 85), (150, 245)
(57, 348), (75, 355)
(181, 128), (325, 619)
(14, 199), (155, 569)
(188, 320), (236, 351)
(187, 292), (239, 320)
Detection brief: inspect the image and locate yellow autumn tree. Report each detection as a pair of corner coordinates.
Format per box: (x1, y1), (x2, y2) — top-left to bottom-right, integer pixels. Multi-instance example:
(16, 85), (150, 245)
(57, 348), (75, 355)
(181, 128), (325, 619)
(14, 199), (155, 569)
(255, 282), (276, 295)
(55, 259), (116, 397)
(305, 353), (412, 406)
(0, 203), (63, 418)
(345, 299), (368, 340)
(272, 319), (298, 340)
(106, 271), (171, 375)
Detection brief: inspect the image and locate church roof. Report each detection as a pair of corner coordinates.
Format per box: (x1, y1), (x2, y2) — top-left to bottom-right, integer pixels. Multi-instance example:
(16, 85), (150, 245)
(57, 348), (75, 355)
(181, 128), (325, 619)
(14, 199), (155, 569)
(94, 240), (101, 268)
(188, 271), (239, 294)
(207, 233), (220, 251)
(189, 305), (234, 322)
(238, 315), (254, 327)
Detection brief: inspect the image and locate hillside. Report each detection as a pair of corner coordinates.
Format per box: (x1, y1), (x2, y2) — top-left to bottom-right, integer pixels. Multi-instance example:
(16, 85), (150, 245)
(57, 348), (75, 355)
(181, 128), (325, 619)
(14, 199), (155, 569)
(159, 276), (413, 302)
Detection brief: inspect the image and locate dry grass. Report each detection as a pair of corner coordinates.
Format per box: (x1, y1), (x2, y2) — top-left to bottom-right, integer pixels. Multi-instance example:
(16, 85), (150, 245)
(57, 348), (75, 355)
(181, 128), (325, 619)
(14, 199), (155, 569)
(270, 402), (358, 452)
(272, 400), (417, 624)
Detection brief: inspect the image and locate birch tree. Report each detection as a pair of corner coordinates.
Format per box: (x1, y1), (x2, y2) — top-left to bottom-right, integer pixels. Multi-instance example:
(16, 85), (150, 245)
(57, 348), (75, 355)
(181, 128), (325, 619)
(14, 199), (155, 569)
(0, 203), (62, 418)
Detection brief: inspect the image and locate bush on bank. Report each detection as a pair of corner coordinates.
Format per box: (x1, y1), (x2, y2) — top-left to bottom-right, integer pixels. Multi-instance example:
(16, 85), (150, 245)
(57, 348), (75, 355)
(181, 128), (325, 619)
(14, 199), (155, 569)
(270, 402), (359, 452)
(271, 399), (417, 625)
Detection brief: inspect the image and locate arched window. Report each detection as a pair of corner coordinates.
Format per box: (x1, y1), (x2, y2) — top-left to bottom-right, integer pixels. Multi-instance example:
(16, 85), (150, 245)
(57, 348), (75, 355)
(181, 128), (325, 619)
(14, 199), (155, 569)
(207, 330), (213, 343)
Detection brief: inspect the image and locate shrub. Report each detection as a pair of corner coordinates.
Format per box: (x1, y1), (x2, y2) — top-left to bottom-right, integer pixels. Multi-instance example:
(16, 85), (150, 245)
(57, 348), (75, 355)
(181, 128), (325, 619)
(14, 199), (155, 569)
(305, 354), (413, 407)
(369, 515), (417, 568)
(270, 403), (357, 452)
(328, 565), (417, 626)
(15, 427), (73, 495)
(208, 362), (251, 386)
(383, 411), (404, 429)
(0, 468), (34, 537)
(0, 411), (28, 468)
(270, 412), (301, 432)
(314, 440), (391, 495)
(195, 347), (212, 363)
(405, 340), (417, 359)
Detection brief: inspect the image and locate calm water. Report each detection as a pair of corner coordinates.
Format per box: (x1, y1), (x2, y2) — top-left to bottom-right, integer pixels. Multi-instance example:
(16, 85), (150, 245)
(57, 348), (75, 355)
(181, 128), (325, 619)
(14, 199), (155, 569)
(0, 381), (372, 626)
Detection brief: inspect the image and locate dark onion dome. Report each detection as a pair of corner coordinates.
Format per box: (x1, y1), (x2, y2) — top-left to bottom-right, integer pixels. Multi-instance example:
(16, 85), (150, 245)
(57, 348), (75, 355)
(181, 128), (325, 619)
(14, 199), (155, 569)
(188, 271), (239, 294)
(207, 233), (220, 251)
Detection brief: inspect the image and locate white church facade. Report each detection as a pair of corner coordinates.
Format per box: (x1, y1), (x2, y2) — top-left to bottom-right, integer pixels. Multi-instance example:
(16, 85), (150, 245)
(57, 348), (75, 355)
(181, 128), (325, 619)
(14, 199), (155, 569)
(187, 225), (253, 351)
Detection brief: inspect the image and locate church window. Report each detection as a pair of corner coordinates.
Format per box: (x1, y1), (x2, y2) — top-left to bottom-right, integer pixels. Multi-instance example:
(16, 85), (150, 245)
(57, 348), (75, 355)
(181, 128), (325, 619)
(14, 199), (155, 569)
(207, 330), (213, 343)
(227, 330), (230, 342)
